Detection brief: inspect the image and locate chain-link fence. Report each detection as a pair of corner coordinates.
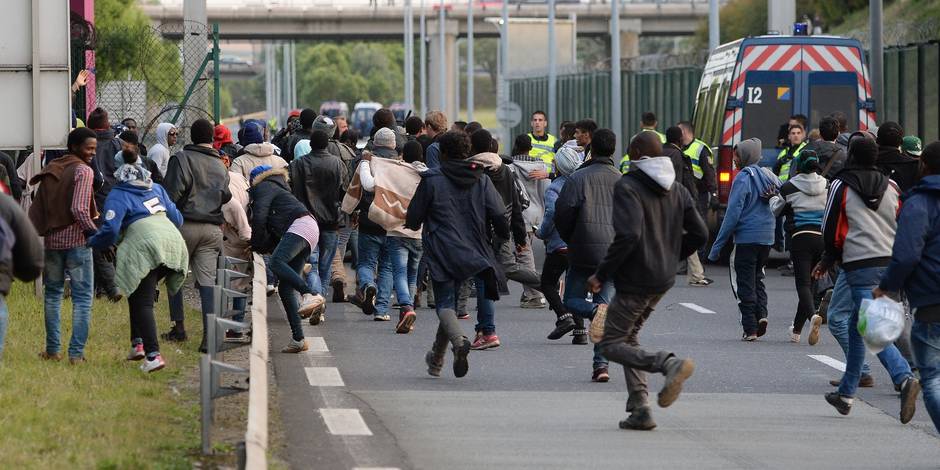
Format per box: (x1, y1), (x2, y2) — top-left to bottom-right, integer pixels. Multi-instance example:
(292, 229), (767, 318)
(70, 15), (218, 151)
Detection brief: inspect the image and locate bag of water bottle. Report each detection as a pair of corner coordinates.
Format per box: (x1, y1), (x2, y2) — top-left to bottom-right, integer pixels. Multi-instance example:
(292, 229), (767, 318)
(857, 297), (905, 353)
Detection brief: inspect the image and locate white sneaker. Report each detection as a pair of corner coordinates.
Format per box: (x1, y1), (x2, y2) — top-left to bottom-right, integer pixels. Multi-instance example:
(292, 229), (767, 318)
(298, 293), (325, 319)
(140, 354), (166, 373)
(266, 284), (277, 297)
(126, 343), (145, 361)
(788, 325), (800, 343)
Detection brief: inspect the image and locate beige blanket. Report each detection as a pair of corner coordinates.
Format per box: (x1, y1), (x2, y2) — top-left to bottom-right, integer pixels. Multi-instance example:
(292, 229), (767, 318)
(342, 157), (422, 237)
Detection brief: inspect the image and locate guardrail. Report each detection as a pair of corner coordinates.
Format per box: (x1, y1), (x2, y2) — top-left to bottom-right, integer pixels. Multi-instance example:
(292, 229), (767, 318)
(245, 254), (270, 469)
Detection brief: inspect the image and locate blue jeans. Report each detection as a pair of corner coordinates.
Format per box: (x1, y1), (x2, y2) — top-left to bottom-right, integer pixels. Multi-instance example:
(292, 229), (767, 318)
(356, 232), (386, 292)
(0, 296), (7, 361)
(376, 236), (420, 314)
(270, 233), (312, 342)
(827, 270), (872, 376)
(912, 320), (940, 433)
(471, 276), (497, 335)
(44, 247), (94, 358)
(305, 229), (337, 296)
(564, 266), (612, 369)
(838, 266), (913, 397)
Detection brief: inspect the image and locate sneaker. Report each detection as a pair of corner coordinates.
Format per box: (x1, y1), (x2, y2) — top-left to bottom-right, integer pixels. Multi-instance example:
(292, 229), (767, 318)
(425, 350), (444, 377)
(298, 293), (325, 319)
(741, 333), (758, 342)
(126, 343), (145, 361)
(618, 406), (657, 431)
(281, 339), (309, 353)
(830, 374), (875, 388)
(396, 309), (417, 334)
(520, 297), (547, 309)
(688, 278), (714, 287)
(38, 351), (63, 361)
(69, 356), (86, 365)
(161, 326), (187, 342)
(756, 318), (768, 337)
(106, 288), (123, 303)
(456, 311), (471, 320)
(572, 330), (589, 345)
(548, 314), (577, 340)
(140, 354), (166, 373)
(331, 279), (346, 303)
(589, 304), (608, 343)
(788, 325), (800, 343)
(900, 377), (921, 424)
(308, 302), (326, 326)
(470, 333), (500, 350)
(266, 284), (277, 297)
(807, 314), (823, 346)
(362, 285), (378, 315)
(592, 367), (610, 383)
(825, 392), (852, 415)
(373, 314), (391, 321)
(658, 357), (695, 408)
(452, 337), (471, 378)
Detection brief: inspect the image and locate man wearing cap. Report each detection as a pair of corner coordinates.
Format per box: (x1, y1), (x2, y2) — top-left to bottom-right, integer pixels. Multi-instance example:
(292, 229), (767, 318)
(903, 135), (923, 159)
(283, 109), (317, 163)
(876, 122), (920, 192)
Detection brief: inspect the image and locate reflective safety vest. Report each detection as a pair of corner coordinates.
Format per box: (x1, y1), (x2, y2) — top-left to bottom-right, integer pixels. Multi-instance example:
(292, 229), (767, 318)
(776, 141), (806, 182)
(683, 139), (711, 179)
(528, 133), (558, 170)
(620, 128), (667, 173)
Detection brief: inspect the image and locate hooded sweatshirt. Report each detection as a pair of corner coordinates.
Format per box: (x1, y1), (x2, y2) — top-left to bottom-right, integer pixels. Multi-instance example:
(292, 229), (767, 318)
(595, 156), (708, 294)
(877, 144), (920, 193)
(148, 123), (175, 177)
(805, 139), (845, 179)
(470, 152), (527, 243)
(231, 143), (288, 182)
(769, 172), (828, 234)
(511, 154), (550, 228)
(709, 138), (780, 260)
(879, 174), (940, 314)
(537, 146), (584, 254)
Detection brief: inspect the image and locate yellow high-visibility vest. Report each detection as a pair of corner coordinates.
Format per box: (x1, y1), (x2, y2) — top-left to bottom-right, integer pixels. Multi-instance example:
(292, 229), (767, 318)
(776, 141), (806, 182)
(620, 129), (667, 173)
(683, 139), (711, 179)
(528, 133), (558, 170)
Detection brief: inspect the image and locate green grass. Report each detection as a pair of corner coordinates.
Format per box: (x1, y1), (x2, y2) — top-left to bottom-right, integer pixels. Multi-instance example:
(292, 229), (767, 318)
(0, 282), (204, 469)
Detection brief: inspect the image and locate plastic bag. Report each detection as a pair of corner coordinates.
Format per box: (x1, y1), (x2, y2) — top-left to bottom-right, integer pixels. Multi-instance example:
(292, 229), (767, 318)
(857, 297), (906, 353)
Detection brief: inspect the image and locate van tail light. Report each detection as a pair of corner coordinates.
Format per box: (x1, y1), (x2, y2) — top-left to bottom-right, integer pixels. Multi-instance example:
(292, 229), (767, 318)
(717, 146), (735, 204)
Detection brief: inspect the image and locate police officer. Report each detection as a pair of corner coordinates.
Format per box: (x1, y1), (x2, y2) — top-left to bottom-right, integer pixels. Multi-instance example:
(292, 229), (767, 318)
(775, 124), (807, 182)
(527, 111), (557, 172)
(678, 121), (717, 211)
(620, 111), (667, 173)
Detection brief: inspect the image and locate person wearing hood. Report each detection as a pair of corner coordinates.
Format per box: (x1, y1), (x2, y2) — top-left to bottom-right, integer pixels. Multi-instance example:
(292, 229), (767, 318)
(231, 122), (288, 182)
(161, 118), (232, 351)
(554, 128), (622, 383)
(283, 109), (316, 163)
(876, 122), (920, 193)
(708, 137), (780, 341)
(587, 131), (707, 430)
(87, 107), (122, 302)
(509, 134), (550, 309)
(148, 123), (178, 179)
(537, 144), (587, 343)
(248, 165), (321, 353)
(404, 130), (509, 379)
(87, 150), (188, 373)
(290, 129), (349, 322)
(768, 152), (828, 343)
(805, 117), (846, 179)
(815, 133), (918, 420)
(213, 124), (241, 158)
(320, 114), (362, 304)
(875, 141), (940, 433)
(117, 131), (163, 186)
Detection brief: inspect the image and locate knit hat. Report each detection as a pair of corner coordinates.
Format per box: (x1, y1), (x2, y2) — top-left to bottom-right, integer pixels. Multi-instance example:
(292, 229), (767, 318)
(249, 164), (272, 184)
(374, 127), (396, 150)
(734, 138), (763, 167)
(213, 124), (234, 150)
(902, 135), (922, 156)
(241, 122), (264, 146)
(554, 145), (584, 176)
(312, 115), (336, 138)
(795, 150), (820, 174)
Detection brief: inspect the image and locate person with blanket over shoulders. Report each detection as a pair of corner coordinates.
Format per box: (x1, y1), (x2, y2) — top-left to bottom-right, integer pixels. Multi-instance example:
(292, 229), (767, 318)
(404, 130), (510, 379)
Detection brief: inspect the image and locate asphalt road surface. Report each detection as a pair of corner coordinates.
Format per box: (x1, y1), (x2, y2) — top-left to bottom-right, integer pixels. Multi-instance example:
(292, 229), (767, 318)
(268, 248), (940, 470)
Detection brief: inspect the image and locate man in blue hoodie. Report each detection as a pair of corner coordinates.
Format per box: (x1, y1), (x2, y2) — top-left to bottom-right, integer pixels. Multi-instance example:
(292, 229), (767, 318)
(875, 141), (940, 432)
(709, 138), (780, 340)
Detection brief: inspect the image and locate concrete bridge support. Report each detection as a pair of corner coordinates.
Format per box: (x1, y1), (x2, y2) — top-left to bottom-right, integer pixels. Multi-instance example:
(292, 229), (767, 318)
(428, 19), (458, 120)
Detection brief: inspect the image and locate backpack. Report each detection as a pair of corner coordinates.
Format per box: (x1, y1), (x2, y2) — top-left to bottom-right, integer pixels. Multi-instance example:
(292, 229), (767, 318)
(506, 165), (531, 211)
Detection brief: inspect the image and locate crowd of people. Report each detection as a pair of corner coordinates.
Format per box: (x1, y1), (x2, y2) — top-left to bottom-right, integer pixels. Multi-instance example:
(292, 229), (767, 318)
(1, 98), (939, 434)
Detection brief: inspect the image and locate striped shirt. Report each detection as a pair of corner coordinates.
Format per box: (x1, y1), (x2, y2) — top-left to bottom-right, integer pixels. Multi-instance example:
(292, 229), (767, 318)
(45, 164), (97, 250)
(287, 214), (319, 251)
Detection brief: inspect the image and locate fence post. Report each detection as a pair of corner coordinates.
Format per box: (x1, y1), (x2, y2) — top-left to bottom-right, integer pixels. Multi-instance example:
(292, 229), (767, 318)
(898, 48), (906, 130)
(917, 44), (925, 139)
(212, 23), (221, 125)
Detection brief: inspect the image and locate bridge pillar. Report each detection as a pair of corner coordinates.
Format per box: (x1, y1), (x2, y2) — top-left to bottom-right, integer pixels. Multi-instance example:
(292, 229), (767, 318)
(428, 19), (458, 120)
(618, 19), (642, 60)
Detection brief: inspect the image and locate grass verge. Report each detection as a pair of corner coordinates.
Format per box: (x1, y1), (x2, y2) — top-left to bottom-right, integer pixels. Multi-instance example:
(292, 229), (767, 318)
(0, 281), (204, 469)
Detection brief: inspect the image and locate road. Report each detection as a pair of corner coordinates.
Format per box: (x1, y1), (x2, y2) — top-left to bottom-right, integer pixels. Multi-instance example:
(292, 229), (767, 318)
(267, 249), (940, 470)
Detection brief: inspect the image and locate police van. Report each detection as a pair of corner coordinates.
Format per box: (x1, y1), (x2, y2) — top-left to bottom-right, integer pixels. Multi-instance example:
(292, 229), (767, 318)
(692, 34), (876, 227)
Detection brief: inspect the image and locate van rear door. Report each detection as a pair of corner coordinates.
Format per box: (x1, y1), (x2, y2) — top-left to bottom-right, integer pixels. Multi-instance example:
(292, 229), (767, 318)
(800, 44), (876, 131)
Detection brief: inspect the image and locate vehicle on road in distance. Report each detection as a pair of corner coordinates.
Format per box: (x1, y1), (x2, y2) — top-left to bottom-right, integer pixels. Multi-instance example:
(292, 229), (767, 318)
(692, 33), (875, 236)
(320, 101), (349, 119)
(352, 101), (383, 137)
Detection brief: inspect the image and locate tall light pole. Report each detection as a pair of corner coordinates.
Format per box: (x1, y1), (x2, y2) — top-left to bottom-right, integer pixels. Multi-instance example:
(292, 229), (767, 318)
(708, 0), (720, 52)
(500, 0), (509, 147)
(870, 0), (884, 116)
(467, 0), (474, 122)
(548, 0), (557, 130)
(438, 0), (446, 113)
(610, 0), (622, 158)
(404, 0), (414, 112)
(420, 0), (427, 117)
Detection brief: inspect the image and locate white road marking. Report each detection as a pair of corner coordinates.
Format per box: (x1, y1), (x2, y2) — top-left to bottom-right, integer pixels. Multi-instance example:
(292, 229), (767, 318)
(305, 367), (345, 386)
(808, 354), (847, 372)
(306, 336), (329, 353)
(679, 302), (716, 314)
(352, 468), (400, 470)
(320, 408), (373, 436)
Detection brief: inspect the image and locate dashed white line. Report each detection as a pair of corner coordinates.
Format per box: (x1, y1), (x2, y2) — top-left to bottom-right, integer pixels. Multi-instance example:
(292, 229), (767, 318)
(305, 336), (329, 353)
(320, 408), (373, 436)
(305, 367), (345, 386)
(808, 354), (846, 372)
(679, 302), (716, 314)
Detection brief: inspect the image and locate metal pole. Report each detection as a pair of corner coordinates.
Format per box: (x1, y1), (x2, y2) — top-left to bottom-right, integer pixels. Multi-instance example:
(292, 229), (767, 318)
(212, 23), (221, 124)
(405, 0), (414, 112)
(611, 0), (622, 158)
(290, 42), (297, 111)
(467, 0), (474, 122)
(500, 0), (509, 147)
(548, 0), (557, 130)
(870, 0), (884, 116)
(455, 39), (461, 120)
(265, 43), (272, 121)
(708, 0), (720, 52)
(438, 0), (446, 114)
(420, 0), (427, 116)
(30, 0), (41, 176)
(281, 43), (290, 118)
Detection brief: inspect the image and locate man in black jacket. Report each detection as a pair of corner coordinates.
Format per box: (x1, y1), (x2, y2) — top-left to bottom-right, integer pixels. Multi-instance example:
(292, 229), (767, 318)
(162, 118), (232, 350)
(0, 192), (43, 361)
(588, 131), (707, 430)
(283, 108), (316, 163)
(554, 128), (621, 383)
(290, 129), (348, 316)
(88, 107), (122, 300)
(876, 121), (920, 192)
